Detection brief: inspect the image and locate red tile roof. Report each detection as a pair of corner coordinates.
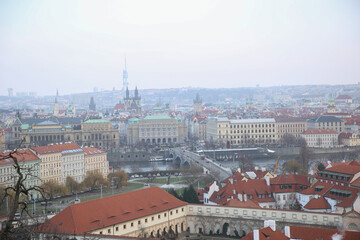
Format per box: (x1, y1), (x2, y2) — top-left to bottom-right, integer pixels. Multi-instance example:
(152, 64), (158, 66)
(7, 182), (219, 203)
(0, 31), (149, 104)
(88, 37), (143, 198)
(289, 226), (360, 240)
(37, 187), (187, 235)
(325, 164), (360, 176)
(271, 175), (310, 193)
(300, 181), (333, 195)
(223, 199), (261, 208)
(0, 149), (40, 165)
(336, 95), (352, 100)
(300, 181), (358, 208)
(242, 227), (289, 240)
(210, 179), (274, 205)
(83, 147), (105, 156)
(303, 129), (338, 135)
(114, 103), (125, 110)
(271, 174), (309, 185)
(304, 196), (331, 210)
(30, 142), (81, 155)
(339, 132), (359, 139)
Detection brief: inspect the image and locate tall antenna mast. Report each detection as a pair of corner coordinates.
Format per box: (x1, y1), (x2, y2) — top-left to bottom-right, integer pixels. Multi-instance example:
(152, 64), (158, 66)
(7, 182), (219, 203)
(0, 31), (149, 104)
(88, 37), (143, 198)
(122, 56), (129, 95)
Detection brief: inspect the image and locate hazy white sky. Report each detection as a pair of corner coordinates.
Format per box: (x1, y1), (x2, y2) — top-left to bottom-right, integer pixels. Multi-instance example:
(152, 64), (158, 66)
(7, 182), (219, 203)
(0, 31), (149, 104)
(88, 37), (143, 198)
(1, 0), (359, 96)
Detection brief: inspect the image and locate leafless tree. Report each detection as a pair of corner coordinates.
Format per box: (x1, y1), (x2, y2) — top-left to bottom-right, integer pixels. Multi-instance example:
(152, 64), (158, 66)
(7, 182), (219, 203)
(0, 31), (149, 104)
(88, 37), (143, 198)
(0, 149), (44, 240)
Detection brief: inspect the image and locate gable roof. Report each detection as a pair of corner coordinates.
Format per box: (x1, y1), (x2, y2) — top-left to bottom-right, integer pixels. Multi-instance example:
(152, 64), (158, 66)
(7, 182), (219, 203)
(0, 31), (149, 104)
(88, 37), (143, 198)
(38, 187), (187, 235)
(304, 196), (331, 210)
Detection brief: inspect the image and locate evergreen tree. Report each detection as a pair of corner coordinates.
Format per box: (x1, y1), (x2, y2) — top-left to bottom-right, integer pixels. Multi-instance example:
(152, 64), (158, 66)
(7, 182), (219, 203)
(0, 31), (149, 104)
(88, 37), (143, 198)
(182, 185), (200, 203)
(318, 163), (325, 171)
(167, 188), (180, 199)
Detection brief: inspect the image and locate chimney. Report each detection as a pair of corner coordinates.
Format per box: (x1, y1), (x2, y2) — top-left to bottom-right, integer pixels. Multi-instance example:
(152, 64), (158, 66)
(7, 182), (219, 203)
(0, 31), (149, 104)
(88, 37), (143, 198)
(264, 219), (276, 231)
(265, 176), (270, 186)
(229, 178), (233, 184)
(238, 168), (241, 173)
(284, 226), (290, 238)
(253, 229), (259, 240)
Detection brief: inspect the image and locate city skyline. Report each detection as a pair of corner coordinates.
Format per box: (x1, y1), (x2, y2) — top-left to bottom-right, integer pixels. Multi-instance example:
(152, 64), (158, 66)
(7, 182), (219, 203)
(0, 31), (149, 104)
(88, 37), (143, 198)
(1, 0), (360, 96)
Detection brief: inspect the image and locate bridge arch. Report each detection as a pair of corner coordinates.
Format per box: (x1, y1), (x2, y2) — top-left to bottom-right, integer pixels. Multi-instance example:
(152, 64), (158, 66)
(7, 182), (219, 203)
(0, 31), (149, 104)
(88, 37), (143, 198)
(174, 156), (182, 166)
(182, 161), (190, 168)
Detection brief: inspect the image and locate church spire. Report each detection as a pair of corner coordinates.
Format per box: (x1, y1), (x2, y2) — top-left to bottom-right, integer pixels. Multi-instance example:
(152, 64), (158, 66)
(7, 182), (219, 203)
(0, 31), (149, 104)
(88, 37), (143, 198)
(55, 89), (59, 103)
(126, 86), (129, 99)
(135, 86), (139, 99)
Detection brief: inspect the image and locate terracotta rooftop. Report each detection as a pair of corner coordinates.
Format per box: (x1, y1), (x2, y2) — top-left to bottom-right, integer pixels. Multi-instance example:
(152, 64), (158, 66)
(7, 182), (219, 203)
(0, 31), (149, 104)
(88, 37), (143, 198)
(242, 227), (289, 240)
(289, 226), (360, 240)
(336, 95), (352, 100)
(83, 147), (105, 156)
(324, 164), (360, 175)
(223, 199), (261, 209)
(0, 149), (40, 165)
(271, 174), (309, 186)
(304, 196), (331, 210)
(30, 142), (81, 155)
(37, 187), (187, 235)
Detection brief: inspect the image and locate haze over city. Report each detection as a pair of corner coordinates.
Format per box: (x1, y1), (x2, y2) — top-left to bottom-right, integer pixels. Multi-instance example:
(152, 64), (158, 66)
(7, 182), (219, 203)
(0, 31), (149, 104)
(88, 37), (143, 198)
(1, 0), (360, 96)
(2, 1), (360, 239)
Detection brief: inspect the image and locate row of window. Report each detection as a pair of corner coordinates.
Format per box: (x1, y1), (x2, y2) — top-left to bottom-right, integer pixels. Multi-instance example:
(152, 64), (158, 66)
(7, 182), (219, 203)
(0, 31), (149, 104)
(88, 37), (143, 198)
(228, 124), (276, 128)
(98, 207), (185, 235)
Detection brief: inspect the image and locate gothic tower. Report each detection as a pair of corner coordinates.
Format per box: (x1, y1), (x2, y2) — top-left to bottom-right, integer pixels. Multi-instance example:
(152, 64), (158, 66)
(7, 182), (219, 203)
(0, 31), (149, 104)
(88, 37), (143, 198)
(89, 97), (96, 111)
(193, 93), (203, 115)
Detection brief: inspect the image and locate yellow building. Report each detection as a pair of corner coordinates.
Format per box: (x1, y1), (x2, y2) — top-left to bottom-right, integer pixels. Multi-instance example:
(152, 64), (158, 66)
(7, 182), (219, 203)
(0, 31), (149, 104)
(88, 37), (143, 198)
(30, 143), (109, 184)
(30, 142), (82, 183)
(206, 117), (277, 147)
(83, 146), (109, 177)
(275, 117), (307, 144)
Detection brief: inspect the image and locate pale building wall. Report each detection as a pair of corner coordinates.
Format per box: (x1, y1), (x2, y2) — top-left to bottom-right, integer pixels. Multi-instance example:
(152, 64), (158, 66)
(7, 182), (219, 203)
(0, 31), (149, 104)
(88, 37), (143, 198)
(90, 206), (187, 237)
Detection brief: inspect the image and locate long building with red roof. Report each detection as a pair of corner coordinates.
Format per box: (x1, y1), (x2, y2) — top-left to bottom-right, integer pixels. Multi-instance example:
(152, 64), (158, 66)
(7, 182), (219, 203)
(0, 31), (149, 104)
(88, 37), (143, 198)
(38, 187), (187, 238)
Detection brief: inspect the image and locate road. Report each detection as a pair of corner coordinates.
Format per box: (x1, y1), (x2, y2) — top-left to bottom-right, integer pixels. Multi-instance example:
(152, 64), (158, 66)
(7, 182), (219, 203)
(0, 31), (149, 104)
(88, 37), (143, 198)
(172, 148), (232, 181)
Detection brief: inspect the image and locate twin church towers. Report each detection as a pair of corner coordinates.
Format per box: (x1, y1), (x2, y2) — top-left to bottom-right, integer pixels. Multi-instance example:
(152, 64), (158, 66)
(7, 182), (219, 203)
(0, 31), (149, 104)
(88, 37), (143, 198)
(122, 57), (141, 114)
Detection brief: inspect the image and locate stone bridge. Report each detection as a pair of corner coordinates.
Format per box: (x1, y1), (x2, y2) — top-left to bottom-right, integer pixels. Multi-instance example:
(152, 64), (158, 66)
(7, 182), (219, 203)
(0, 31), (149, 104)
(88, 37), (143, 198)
(167, 149), (192, 168)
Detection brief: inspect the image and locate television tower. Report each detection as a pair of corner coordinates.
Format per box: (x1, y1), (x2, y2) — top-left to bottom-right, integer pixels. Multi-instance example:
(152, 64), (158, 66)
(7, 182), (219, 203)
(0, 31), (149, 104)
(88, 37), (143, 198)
(122, 57), (129, 96)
